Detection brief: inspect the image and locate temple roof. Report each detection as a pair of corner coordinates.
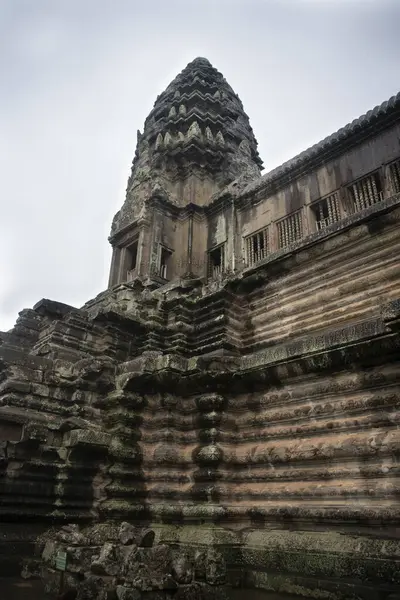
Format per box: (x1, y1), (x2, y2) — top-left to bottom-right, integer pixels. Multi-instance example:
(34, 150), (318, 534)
(111, 57), (264, 235)
(243, 90), (400, 198)
(127, 57), (263, 187)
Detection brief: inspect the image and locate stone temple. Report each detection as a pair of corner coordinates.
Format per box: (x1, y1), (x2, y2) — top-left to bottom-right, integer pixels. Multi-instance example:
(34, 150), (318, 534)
(1, 57), (400, 599)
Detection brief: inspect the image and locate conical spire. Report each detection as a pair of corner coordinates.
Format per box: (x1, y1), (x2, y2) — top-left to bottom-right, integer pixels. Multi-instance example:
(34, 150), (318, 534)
(111, 57), (263, 235)
(189, 57), (212, 67)
(138, 57), (262, 179)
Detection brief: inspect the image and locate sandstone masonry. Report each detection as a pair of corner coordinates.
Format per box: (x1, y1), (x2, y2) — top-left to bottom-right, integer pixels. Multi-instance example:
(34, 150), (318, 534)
(1, 57), (400, 599)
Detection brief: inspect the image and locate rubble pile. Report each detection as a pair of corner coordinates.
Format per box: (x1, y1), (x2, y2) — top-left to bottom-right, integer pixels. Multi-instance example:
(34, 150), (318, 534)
(28, 523), (228, 600)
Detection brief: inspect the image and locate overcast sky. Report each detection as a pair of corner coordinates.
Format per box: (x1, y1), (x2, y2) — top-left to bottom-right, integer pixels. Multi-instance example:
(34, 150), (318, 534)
(1, 0), (399, 331)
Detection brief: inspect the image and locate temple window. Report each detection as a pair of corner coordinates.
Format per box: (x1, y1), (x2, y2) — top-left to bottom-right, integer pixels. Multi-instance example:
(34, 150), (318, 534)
(348, 172), (383, 212)
(207, 244), (225, 278)
(245, 227), (268, 266)
(388, 159), (400, 194)
(311, 193), (340, 231)
(277, 211), (303, 249)
(159, 246), (173, 280)
(126, 239), (139, 281)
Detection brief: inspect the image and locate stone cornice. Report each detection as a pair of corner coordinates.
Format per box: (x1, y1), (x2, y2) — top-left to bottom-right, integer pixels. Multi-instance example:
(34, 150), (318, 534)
(108, 215), (151, 245)
(116, 306), (400, 394)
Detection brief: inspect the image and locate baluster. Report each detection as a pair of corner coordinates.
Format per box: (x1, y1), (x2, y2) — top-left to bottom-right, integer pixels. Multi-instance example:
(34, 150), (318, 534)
(366, 176), (374, 206)
(361, 179), (369, 208)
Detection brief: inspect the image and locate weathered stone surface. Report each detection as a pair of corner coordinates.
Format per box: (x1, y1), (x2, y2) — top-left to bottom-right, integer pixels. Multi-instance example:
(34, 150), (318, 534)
(193, 551), (206, 581)
(36, 524), (228, 598)
(121, 544), (140, 579)
(1, 59), (400, 600)
(109, 56), (263, 278)
(130, 545), (175, 591)
(172, 554), (193, 584)
(173, 582), (203, 600)
(91, 543), (121, 576)
(118, 522), (155, 548)
(76, 575), (107, 600)
(119, 523), (136, 546)
(57, 524), (86, 546)
(204, 550), (225, 586)
(116, 585), (140, 600)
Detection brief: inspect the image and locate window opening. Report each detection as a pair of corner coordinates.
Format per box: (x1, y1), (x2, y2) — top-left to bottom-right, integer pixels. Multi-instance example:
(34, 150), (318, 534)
(245, 227), (268, 266)
(159, 247), (172, 280)
(207, 244), (225, 278)
(389, 160), (400, 195)
(126, 240), (139, 281)
(128, 241), (138, 270)
(348, 172), (382, 212)
(312, 193), (340, 231)
(277, 211), (303, 249)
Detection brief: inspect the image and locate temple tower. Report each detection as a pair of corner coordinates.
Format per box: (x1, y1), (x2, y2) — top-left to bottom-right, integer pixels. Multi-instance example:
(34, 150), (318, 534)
(108, 57), (263, 288)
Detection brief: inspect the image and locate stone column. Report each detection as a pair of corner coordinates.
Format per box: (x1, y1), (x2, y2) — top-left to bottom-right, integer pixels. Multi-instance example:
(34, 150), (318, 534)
(185, 212), (194, 277)
(108, 247), (122, 287)
(136, 228), (145, 276)
(117, 247), (129, 284)
(230, 198), (236, 272)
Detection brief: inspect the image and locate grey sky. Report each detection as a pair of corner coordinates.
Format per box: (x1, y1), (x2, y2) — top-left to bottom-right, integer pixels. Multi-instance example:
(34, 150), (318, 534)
(1, 0), (399, 331)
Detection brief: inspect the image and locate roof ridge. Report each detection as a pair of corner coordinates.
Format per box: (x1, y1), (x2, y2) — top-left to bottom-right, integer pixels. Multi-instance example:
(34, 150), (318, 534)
(243, 90), (400, 197)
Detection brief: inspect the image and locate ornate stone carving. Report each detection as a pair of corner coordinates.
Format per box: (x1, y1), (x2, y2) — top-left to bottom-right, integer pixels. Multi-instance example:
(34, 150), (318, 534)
(109, 57), (263, 243)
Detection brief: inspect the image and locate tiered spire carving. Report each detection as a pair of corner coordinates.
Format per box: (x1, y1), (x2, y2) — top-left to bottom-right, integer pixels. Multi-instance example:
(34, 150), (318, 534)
(111, 57), (263, 235)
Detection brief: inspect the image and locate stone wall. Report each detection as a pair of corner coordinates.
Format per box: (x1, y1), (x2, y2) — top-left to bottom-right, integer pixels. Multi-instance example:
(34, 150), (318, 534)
(238, 122), (400, 239)
(109, 95), (400, 287)
(240, 197), (400, 351)
(2, 194), (400, 598)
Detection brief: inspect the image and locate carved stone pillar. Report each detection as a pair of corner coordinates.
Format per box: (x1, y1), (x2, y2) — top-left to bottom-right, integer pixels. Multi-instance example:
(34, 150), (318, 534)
(108, 247), (122, 287)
